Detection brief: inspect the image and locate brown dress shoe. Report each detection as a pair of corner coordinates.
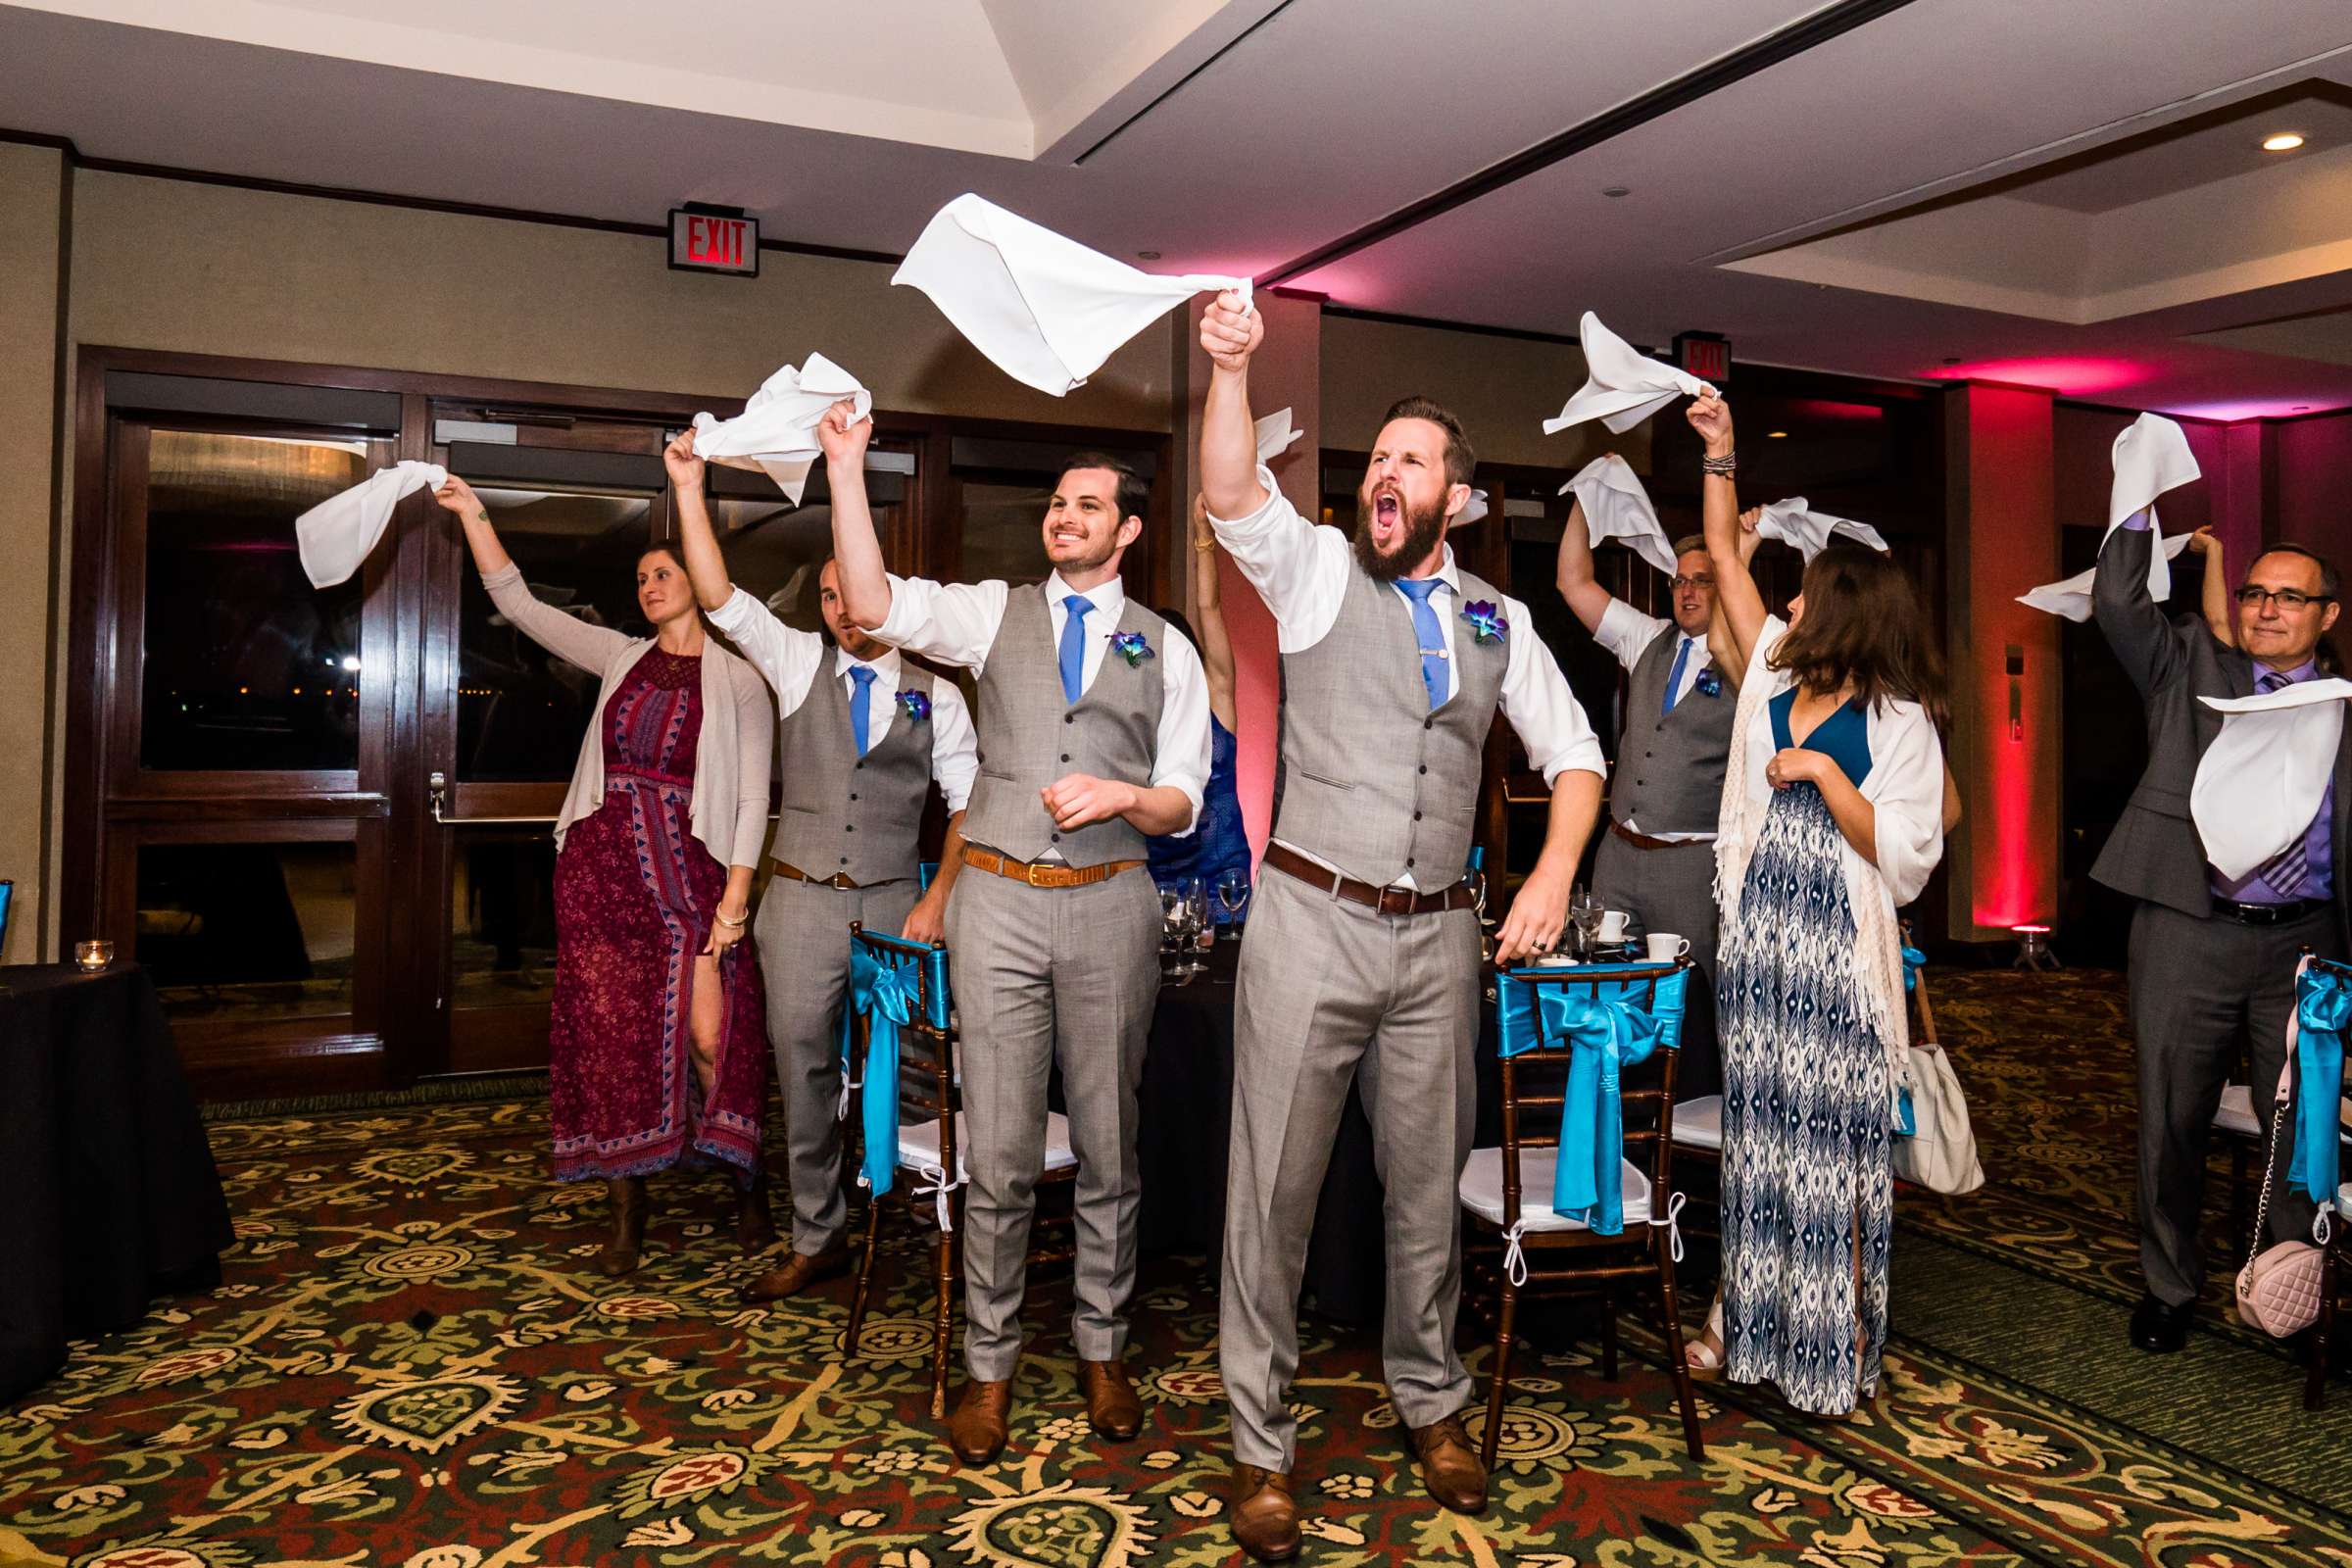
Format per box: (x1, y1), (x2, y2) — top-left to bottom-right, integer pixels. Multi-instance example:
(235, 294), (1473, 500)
(736, 1241), (851, 1301)
(947, 1378), (1013, 1465)
(1076, 1358), (1144, 1440)
(1408, 1414), (1488, 1513)
(1230, 1463), (1300, 1563)
(595, 1177), (648, 1278)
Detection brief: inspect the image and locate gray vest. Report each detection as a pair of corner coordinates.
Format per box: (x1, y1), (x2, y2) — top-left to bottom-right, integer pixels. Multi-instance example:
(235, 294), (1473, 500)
(961, 584), (1166, 866)
(1613, 624), (1734, 833)
(1275, 564), (1507, 886)
(771, 658), (936, 884)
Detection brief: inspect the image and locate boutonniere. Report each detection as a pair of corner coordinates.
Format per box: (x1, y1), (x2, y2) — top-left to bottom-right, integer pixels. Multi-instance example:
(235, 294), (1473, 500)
(1110, 630), (1155, 667)
(1460, 600), (1508, 645)
(1694, 668), (1724, 700)
(896, 689), (931, 723)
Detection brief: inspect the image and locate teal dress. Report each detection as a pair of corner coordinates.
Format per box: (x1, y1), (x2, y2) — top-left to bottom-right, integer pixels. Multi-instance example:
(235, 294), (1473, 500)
(1716, 689), (1892, 1416)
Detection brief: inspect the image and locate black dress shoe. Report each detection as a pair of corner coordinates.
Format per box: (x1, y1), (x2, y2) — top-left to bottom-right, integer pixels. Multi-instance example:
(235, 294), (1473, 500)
(2130, 1294), (2193, 1353)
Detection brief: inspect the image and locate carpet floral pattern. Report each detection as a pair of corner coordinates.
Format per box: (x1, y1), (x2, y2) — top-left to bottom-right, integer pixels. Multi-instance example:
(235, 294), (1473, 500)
(4, 969), (2350, 1566)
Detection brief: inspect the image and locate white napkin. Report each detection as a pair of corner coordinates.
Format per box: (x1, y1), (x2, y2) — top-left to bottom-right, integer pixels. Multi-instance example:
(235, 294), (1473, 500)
(895, 194), (1251, 397)
(2193, 678), (2352, 880)
(2017, 531), (2194, 622)
(296, 460), (447, 589)
(2107, 413), (2201, 604)
(1755, 497), (1889, 562)
(690, 353), (870, 507)
(1544, 313), (1715, 436)
(1559, 455), (1676, 576)
(1457, 488), (1490, 526)
(1254, 407), (1305, 464)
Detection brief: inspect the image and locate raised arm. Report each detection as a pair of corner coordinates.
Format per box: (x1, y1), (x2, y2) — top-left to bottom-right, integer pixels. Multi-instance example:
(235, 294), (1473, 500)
(1690, 392), (1767, 672)
(1189, 497), (1239, 731)
(434, 475), (630, 675)
(1553, 497), (1617, 635)
(2091, 515), (2186, 699)
(1705, 508), (1766, 687)
(1199, 291), (1269, 522)
(2190, 526), (2235, 649)
(666, 429), (734, 612)
(816, 401), (892, 631)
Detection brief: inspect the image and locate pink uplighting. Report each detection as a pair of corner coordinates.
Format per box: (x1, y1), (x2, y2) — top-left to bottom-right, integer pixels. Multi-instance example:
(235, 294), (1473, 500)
(1930, 357), (2145, 396)
(2011, 924), (2050, 936)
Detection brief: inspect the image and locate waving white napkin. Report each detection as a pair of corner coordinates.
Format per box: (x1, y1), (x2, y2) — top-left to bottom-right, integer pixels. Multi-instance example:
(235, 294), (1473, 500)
(2017, 531), (2195, 622)
(1456, 488), (1490, 526)
(690, 353), (870, 507)
(1559, 455), (1676, 576)
(296, 460), (447, 589)
(895, 194), (1251, 397)
(2193, 678), (2352, 879)
(1755, 497), (1889, 562)
(1255, 407), (1305, 464)
(1544, 313), (1715, 436)
(2109, 413), (2201, 603)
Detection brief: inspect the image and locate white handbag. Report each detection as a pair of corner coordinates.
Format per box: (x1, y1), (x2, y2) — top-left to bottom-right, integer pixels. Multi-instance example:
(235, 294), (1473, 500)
(1892, 1040), (1985, 1195)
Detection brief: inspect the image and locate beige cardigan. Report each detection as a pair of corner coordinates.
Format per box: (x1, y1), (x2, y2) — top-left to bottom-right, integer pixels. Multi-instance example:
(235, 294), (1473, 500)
(482, 564), (772, 869)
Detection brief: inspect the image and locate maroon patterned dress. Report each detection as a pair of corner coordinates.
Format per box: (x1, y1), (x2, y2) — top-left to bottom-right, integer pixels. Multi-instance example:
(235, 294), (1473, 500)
(548, 649), (765, 1183)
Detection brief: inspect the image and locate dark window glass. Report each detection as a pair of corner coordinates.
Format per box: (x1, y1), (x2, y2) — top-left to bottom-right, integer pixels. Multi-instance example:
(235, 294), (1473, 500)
(136, 840), (357, 1022)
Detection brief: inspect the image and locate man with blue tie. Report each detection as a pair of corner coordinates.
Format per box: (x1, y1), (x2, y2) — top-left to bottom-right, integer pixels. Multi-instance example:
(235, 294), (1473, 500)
(1554, 519), (1735, 1098)
(1199, 296), (1605, 1560)
(666, 424), (980, 1304)
(824, 411), (1211, 1462)
(2094, 514), (2348, 1353)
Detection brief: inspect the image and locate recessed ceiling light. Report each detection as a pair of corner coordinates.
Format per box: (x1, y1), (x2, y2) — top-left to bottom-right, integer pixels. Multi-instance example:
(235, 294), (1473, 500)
(1766, 430), (1788, 439)
(1601, 186), (1631, 199)
(2294, 405), (2311, 412)
(2261, 132), (2305, 153)
(1137, 250), (1160, 261)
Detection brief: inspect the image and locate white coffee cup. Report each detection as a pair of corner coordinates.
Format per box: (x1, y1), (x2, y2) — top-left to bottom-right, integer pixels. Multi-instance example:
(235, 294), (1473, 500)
(1597, 910), (1630, 945)
(1645, 932), (1691, 961)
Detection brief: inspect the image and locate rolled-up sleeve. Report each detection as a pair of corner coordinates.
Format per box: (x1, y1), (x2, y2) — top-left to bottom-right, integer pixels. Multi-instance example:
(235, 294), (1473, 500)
(1866, 704), (1946, 906)
(710, 587), (822, 714)
(871, 574), (1009, 672)
(1499, 593), (1607, 787)
(1206, 461), (1348, 652)
(730, 663), (774, 868)
(1149, 629), (1212, 836)
(927, 680), (980, 814)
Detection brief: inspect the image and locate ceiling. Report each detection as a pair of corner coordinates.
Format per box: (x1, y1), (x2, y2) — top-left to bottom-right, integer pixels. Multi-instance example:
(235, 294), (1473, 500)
(3, 0), (2350, 419)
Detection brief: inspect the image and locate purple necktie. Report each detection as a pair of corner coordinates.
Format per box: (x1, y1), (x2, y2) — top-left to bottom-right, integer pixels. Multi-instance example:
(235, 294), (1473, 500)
(2254, 669), (2310, 898)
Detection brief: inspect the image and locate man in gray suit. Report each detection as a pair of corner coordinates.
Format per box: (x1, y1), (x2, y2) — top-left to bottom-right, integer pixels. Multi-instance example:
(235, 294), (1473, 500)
(827, 412), (1211, 1463)
(1556, 519), (1733, 1098)
(667, 423), (980, 1302)
(1200, 295), (1606, 1561)
(2093, 517), (2347, 1353)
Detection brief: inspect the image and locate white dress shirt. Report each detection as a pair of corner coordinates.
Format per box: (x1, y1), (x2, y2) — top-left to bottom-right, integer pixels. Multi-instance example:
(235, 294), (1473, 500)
(710, 587), (979, 812)
(1210, 462), (1606, 888)
(1594, 599), (1716, 844)
(871, 568), (1210, 837)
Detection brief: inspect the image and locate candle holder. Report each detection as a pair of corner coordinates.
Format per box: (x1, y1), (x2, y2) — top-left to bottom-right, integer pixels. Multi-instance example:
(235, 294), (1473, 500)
(2011, 924), (2059, 971)
(74, 940), (116, 972)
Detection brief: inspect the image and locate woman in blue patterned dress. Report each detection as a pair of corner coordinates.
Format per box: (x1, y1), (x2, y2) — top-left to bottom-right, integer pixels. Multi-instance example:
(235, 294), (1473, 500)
(1683, 391), (1951, 1417)
(1148, 498), (1253, 916)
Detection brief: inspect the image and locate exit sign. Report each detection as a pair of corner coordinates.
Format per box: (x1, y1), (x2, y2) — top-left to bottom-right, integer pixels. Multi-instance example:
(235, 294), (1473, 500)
(1674, 331), (1731, 384)
(669, 207), (759, 276)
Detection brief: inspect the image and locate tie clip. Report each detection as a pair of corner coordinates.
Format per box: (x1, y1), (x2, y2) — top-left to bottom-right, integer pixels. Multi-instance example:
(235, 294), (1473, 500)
(1419, 648), (1449, 659)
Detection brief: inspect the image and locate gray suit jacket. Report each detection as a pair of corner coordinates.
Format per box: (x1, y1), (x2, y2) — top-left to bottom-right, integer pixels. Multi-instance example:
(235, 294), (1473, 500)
(2089, 524), (2352, 936)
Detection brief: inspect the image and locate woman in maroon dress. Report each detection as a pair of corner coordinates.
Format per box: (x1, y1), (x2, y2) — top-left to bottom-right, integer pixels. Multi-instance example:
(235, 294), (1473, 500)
(436, 476), (776, 1275)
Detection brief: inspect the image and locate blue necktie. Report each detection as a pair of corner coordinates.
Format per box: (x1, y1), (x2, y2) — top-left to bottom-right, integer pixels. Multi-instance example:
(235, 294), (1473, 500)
(1662, 635), (1692, 716)
(848, 665), (876, 758)
(1394, 577), (1449, 710)
(1057, 594), (1095, 705)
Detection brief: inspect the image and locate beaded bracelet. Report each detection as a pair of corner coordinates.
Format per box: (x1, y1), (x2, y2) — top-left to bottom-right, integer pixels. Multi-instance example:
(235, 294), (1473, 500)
(1700, 451), (1737, 477)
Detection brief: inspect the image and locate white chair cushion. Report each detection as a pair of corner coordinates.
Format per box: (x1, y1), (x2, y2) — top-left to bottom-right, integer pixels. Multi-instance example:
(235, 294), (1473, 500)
(895, 1110), (1078, 1183)
(1459, 1146), (1652, 1231)
(2212, 1084), (2260, 1139)
(1671, 1095), (1723, 1152)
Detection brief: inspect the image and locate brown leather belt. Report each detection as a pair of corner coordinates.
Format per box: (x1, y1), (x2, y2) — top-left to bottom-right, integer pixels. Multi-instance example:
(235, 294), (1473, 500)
(960, 845), (1143, 890)
(1610, 819), (1697, 853)
(773, 859), (907, 891)
(1263, 842), (1476, 916)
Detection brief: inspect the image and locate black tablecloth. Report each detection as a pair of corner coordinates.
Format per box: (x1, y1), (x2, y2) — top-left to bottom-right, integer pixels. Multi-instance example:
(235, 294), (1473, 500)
(0, 964), (233, 1403)
(1135, 940), (1501, 1326)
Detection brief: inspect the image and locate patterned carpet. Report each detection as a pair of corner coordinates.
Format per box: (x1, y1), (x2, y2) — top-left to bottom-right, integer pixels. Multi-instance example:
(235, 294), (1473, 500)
(4, 966), (2350, 1567)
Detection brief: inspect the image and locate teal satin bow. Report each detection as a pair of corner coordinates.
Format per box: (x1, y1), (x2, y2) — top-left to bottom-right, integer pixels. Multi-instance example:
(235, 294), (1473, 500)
(1496, 964), (1688, 1235)
(840, 938), (953, 1200)
(2288, 964), (2352, 1204)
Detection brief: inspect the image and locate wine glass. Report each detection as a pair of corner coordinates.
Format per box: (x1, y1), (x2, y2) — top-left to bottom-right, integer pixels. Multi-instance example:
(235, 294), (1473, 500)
(1216, 868), (1250, 935)
(1569, 886), (1602, 960)
(1179, 878), (1211, 977)
(1159, 886), (1185, 961)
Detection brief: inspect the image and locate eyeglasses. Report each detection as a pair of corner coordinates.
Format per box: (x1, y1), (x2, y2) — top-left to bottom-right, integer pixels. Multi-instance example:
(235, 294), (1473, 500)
(1669, 575), (1715, 591)
(2234, 586), (2333, 611)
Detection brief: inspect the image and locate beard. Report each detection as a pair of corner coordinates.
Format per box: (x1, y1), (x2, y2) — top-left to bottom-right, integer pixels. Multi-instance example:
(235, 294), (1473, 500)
(1351, 485), (1449, 582)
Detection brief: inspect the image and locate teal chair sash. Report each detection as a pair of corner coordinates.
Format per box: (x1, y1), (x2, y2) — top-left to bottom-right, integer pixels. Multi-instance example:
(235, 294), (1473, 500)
(2289, 961), (2352, 1205)
(842, 930), (953, 1200)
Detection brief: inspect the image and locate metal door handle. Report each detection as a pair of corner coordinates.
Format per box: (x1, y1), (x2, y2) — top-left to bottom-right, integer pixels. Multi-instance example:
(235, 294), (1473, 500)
(428, 770), (558, 826)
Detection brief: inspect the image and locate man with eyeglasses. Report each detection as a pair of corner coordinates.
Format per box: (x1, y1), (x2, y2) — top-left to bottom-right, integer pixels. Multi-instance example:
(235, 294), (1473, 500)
(1554, 521), (1733, 1097)
(2094, 515), (2346, 1354)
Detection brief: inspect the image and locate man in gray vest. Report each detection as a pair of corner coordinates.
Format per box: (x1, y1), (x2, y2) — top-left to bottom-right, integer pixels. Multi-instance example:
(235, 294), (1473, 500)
(1199, 295), (1606, 1562)
(665, 425), (980, 1302)
(1555, 518), (1733, 1098)
(826, 412), (1211, 1463)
